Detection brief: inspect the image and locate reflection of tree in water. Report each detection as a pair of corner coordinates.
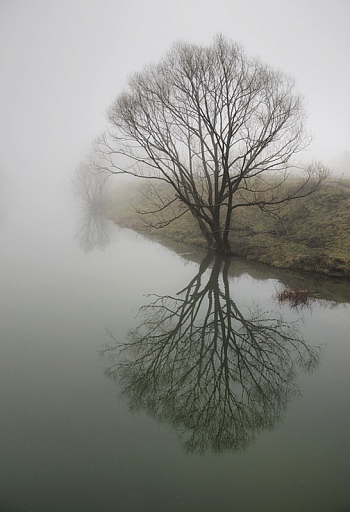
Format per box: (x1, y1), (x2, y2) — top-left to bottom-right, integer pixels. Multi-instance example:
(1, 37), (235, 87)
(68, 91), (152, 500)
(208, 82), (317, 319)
(103, 254), (320, 453)
(73, 163), (112, 252)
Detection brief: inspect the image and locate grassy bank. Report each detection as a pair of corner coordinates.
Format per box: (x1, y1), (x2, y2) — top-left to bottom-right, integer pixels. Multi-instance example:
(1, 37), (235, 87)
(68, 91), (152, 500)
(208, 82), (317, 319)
(107, 179), (350, 277)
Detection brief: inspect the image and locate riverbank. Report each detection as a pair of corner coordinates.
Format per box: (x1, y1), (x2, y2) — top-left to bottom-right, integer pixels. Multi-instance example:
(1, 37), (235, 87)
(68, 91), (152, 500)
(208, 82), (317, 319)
(107, 180), (350, 278)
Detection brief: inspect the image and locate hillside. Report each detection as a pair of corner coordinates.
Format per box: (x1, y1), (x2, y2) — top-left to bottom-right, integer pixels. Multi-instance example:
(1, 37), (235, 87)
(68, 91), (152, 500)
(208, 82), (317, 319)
(107, 179), (350, 277)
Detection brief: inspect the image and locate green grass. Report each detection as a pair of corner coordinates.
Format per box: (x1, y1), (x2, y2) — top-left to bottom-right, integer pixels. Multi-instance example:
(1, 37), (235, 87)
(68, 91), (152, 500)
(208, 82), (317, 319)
(107, 180), (350, 277)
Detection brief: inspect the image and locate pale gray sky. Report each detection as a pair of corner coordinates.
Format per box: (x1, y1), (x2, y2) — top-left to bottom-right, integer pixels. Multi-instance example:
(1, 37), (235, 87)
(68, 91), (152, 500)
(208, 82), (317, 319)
(1, 0), (349, 205)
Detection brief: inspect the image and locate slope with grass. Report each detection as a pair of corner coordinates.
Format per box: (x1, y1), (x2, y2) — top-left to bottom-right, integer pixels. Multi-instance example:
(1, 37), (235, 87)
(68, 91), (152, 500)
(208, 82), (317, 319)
(107, 180), (350, 277)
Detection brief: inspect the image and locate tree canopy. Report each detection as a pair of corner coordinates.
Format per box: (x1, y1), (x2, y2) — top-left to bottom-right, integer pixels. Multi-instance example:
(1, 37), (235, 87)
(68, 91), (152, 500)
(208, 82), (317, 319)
(96, 35), (328, 254)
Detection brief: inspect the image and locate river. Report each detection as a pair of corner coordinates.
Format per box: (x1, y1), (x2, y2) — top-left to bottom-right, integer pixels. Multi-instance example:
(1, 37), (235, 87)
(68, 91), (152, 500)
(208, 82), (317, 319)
(1, 182), (350, 512)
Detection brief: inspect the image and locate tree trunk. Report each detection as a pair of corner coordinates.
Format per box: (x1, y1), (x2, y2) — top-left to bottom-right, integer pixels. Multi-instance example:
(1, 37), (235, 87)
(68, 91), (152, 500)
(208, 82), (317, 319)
(212, 223), (231, 255)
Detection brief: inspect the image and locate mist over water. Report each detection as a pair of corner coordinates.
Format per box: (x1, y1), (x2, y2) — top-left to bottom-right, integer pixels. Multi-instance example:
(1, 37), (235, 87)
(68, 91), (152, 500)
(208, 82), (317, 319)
(1, 156), (350, 510)
(1, 1), (350, 509)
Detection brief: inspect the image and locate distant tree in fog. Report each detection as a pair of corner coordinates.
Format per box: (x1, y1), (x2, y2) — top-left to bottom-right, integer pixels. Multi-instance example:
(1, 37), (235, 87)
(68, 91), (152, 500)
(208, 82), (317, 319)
(73, 162), (111, 252)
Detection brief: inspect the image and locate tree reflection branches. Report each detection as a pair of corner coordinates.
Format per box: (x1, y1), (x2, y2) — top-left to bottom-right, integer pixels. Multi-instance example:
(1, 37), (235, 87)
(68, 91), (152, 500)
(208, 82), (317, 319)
(103, 255), (320, 453)
(73, 162), (112, 252)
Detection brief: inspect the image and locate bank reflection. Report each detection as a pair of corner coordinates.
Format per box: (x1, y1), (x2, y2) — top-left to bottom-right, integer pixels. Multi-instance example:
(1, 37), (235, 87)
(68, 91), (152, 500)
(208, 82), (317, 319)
(103, 254), (321, 453)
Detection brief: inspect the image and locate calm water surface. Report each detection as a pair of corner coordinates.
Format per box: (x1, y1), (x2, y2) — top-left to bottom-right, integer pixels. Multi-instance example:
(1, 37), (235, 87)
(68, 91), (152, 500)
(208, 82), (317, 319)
(1, 188), (350, 512)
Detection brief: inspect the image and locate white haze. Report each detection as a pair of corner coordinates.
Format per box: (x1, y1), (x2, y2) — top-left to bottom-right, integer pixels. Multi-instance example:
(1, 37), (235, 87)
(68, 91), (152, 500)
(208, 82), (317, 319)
(0, 0), (349, 229)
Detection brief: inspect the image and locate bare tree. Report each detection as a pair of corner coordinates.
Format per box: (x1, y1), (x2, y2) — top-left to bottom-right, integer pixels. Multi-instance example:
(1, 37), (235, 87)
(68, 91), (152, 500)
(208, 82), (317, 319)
(73, 162), (112, 252)
(96, 35), (329, 254)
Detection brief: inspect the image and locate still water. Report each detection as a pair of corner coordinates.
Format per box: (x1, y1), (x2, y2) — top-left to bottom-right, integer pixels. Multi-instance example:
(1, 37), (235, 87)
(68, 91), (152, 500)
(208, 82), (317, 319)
(1, 187), (350, 512)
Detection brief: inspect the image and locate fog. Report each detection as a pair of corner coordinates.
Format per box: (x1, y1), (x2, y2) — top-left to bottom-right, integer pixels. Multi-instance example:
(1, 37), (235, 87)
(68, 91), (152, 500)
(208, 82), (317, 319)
(1, 0), (350, 228)
(1, 4), (350, 509)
